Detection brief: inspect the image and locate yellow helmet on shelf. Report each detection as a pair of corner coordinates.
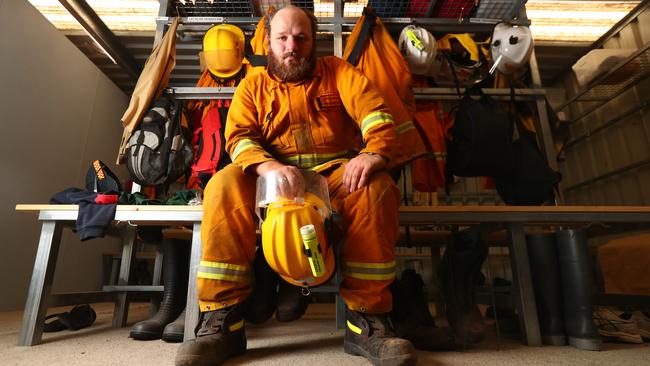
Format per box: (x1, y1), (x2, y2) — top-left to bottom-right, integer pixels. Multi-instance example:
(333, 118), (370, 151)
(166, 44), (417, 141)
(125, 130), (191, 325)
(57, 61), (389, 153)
(261, 192), (335, 288)
(203, 24), (246, 78)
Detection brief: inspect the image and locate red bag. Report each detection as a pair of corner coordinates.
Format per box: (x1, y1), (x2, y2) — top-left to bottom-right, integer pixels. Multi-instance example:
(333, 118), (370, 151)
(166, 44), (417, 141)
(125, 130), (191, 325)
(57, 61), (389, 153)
(432, 0), (478, 18)
(190, 100), (231, 188)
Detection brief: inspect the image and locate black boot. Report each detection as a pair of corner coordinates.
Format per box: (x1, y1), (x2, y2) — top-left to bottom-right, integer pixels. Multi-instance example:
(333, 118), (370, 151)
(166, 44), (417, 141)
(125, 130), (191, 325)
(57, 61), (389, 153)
(243, 246), (279, 324)
(175, 304), (246, 366)
(556, 228), (601, 351)
(440, 227), (488, 347)
(130, 238), (189, 340)
(275, 280), (310, 322)
(162, 308), (186, 343)
(526, 232), (567, 345)
(390, 269), (455, 350)
(344, 308), (417, 366)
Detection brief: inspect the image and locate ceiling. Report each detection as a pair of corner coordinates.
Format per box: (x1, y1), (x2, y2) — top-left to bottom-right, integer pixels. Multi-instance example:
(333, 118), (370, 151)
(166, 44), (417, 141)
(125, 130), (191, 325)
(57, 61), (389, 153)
(36, 0), (646, 94)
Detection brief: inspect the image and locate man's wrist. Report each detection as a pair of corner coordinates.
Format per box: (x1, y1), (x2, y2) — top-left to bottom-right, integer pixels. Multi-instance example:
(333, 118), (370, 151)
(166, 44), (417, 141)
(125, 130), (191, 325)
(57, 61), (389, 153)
(362, 152), (388, 162)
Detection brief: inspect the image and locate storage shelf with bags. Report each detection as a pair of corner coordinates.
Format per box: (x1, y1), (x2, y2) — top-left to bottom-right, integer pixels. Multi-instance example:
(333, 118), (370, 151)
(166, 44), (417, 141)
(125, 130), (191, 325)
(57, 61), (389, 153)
(554, 40), (650, 124)
(154, 0), (555, 204)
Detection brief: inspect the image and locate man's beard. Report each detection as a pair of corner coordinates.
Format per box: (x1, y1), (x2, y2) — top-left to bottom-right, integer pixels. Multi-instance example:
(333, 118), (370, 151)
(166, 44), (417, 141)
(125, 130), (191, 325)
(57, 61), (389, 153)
(267, 49), (316, 83)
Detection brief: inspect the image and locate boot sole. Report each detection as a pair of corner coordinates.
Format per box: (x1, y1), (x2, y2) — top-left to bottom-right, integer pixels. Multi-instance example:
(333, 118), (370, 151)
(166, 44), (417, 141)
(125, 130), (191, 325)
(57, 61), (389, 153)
(162, 331), (184, 343)
(568, 336), (602, 350)
(175, 339), (246, 366)
(344, 340), (417, 366)
(130, 330), (162, 340)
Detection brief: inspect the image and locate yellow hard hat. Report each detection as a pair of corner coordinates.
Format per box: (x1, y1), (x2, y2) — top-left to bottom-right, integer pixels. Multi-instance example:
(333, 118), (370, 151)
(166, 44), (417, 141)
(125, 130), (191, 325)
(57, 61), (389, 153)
(261, 192), (335, 288)
(203, 24), (246, 78)
(438, 33), (481, 65)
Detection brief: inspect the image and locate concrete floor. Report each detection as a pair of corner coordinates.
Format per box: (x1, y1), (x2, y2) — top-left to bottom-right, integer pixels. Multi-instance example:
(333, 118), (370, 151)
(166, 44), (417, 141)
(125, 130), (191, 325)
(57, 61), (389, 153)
(2, 302), (650, 366)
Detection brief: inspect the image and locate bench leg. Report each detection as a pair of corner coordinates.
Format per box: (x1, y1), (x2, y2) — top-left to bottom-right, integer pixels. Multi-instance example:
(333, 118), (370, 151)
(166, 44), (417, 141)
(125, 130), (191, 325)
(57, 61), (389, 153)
(18, 221), (63, 346)
(184, 222), (202, 341)
(507, 223), (542, 346)
(112, 225), (137, 328)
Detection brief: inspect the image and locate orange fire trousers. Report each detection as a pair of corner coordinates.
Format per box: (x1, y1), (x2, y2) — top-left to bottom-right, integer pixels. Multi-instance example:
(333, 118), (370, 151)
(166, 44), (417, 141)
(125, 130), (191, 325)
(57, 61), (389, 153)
(198, 163), (400, 314)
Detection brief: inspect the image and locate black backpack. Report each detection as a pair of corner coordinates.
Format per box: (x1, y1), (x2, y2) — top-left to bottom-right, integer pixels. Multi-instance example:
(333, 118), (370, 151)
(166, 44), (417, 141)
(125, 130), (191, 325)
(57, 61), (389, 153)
(126, 95), (193, 186)
(446, 86), (514, 181)
(495, 120), (562, 205)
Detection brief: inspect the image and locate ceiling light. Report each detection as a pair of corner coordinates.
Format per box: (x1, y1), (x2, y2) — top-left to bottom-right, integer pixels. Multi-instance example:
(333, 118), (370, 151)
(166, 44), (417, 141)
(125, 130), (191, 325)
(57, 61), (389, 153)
(28, 0), (158, 31)
(29, 0), (641, 42)
(526, 0), (641, 42)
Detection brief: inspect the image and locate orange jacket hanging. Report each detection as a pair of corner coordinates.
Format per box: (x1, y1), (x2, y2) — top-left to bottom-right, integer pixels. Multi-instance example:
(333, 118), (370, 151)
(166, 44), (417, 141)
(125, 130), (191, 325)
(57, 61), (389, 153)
(411, 77), (453, 191)
(342, 11), (427, 168)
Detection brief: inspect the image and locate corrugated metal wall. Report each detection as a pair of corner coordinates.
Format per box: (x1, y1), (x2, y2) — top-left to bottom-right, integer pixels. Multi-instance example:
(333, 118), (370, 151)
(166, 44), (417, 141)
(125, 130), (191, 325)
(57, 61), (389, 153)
(559, 8), (650, 205)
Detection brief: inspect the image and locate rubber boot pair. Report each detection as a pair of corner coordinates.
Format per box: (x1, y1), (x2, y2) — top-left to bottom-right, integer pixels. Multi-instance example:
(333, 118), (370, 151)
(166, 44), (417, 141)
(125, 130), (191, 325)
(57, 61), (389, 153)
(440, 228), (488, 347)
(390, 269), (455, 350)
(528, 229), (601, 350)
(130, 237), (189, 342)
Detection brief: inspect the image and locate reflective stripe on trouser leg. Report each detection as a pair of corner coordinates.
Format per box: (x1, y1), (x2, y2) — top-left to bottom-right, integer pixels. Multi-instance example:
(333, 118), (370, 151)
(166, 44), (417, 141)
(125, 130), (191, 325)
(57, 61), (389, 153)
(199, 164), (257, 312)
(325, 165), (400, 314)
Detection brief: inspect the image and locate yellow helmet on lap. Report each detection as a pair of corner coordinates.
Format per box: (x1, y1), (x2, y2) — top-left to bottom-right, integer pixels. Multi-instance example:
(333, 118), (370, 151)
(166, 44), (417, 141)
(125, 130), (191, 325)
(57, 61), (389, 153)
(261, 192), (335, 288)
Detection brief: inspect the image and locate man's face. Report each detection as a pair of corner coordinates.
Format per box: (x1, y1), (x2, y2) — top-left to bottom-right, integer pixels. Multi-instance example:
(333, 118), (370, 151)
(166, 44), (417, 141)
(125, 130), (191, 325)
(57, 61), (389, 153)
(267, 7), (315, 82)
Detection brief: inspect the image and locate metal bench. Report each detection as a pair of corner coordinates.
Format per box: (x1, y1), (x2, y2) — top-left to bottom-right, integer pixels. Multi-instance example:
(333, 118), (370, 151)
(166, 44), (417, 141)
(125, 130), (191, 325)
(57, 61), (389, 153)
(16, 204), (650, 347)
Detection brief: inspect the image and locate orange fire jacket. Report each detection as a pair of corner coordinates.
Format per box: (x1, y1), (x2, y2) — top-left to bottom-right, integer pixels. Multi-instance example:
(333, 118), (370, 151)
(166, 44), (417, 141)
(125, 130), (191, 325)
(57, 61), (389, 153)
(342, 13), (427, 168)
(225, 56), (397, 173)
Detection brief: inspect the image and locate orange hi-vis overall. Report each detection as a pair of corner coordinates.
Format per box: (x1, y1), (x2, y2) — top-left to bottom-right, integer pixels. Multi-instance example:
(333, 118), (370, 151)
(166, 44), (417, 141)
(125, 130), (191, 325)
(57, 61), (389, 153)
(198, 56), (401, 314)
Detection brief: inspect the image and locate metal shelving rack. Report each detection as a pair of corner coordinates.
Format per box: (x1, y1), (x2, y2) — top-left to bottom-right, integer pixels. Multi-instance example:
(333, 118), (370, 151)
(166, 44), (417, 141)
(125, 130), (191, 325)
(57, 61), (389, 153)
(554, 1), (650, 125)
(551, 1), (650, 197)
(153, 0), (556, 177)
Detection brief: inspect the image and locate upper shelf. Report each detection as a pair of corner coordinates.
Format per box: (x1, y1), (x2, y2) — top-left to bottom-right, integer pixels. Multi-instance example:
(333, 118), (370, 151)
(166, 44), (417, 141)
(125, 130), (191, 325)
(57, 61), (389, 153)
(554, 40), (650, 123)
(160, 0), (528, 33)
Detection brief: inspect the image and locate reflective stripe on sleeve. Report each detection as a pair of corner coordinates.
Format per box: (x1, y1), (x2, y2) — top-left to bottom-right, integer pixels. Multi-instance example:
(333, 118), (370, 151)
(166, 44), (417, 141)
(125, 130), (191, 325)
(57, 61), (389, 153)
(360, 111), (394, 137)
(231, 139), (263, 162)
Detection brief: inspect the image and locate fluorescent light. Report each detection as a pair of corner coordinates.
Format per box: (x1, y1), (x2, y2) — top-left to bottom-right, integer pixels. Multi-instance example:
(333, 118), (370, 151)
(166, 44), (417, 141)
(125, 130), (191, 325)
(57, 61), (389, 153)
(28, 0), (158, 31)
(526, 0), (641, 42)
(29, 0), (642, 42)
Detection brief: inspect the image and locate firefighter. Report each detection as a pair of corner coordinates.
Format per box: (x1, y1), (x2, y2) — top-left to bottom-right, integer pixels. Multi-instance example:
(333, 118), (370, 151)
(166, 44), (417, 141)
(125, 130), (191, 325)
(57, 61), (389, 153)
(175, 5), (417, 366)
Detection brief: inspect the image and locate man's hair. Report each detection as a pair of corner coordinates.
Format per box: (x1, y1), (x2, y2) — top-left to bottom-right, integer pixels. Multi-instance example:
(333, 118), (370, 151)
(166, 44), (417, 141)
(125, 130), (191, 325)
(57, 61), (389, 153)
(264, 5), (318, 41)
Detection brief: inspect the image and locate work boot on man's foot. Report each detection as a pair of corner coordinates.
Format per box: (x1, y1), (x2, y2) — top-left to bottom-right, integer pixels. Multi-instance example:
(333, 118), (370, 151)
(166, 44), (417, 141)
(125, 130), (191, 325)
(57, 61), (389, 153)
(175, 305), (246, 366)
(344, 308), (417, 366)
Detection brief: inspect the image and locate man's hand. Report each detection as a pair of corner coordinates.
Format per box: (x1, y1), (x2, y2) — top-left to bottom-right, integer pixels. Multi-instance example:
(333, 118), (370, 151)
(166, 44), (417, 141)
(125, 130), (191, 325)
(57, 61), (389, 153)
(343, 153), (387, 193)
(255, 161), (305, 200)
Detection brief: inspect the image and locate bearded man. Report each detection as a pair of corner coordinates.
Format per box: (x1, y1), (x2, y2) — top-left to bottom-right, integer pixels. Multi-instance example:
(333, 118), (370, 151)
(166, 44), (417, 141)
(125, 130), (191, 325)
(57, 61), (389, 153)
(175, 6), (416, 366)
